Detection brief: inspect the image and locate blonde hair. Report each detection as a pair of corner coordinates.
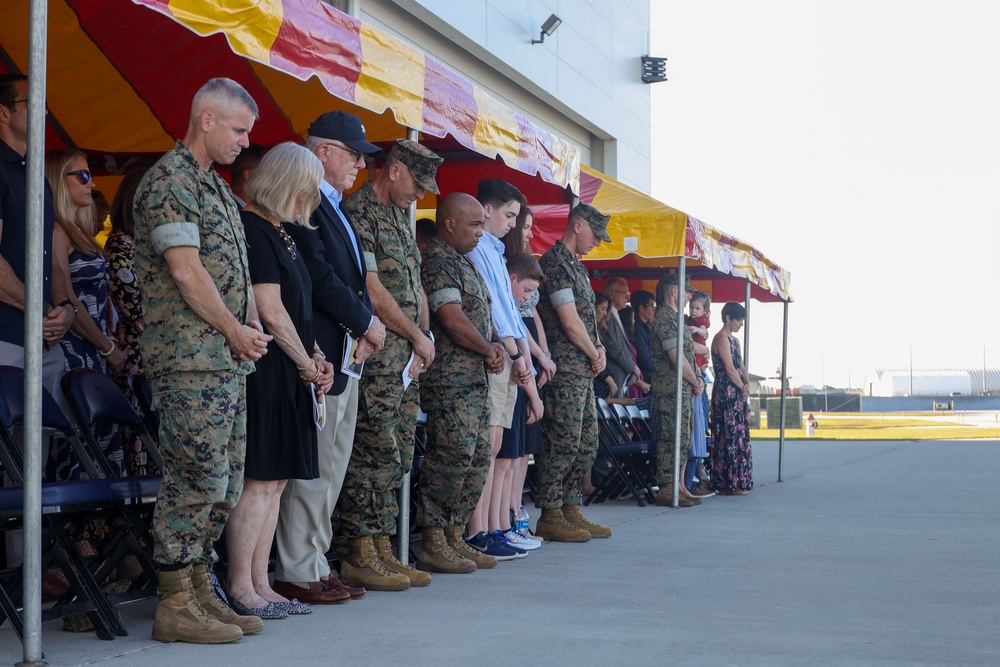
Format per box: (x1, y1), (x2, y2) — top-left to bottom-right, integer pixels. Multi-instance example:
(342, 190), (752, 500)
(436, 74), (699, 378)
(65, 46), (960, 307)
(44, 149), (100, 256)
(244, 142), (322, 228)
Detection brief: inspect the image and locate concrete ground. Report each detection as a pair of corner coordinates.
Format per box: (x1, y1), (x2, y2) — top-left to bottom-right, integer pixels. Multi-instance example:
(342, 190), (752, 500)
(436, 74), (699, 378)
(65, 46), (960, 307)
(3, 439), (999, 666)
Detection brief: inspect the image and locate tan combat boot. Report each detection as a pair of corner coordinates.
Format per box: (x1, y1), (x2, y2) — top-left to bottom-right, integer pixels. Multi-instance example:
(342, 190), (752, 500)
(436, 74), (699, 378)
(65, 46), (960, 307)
(444, 525), (497, 569)
(190, 562), (264, 635)
(375, 535), (431, 587)
(655, 485), (697, 507)
(416, 527), (477, 574)
(562, 503), (612, 538)
(340, 537), (410, 591)
(533, 507), (592, 543)
(152, 565), (243, 644)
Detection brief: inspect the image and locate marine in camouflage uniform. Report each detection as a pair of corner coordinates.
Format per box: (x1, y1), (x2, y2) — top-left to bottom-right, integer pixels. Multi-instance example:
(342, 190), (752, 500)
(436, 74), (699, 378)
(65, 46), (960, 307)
(339, 139), (443, 541)
(417, 236), (493, 529)
(649, 272), (702, 504)
(133, 140), (256, 567)
(533, 203), (614, 542)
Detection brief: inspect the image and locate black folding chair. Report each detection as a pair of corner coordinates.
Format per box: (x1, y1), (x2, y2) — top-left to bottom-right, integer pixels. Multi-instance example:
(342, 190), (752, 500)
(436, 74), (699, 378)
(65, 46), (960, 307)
(61, 369), (164, 619)
(127, 373), (159, 443)
(0, 366), (123, 641)
(586, 399), (655, 507)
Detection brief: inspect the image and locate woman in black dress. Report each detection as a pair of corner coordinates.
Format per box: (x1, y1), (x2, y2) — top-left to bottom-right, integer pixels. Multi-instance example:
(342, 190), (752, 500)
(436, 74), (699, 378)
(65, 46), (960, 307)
(225, 143), (334, 618)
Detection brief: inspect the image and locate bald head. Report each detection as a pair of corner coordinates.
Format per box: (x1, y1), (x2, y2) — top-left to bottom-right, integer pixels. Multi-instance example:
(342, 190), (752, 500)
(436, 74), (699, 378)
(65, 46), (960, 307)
(604, 276), (630, 310)
(436, 192), (485, 255)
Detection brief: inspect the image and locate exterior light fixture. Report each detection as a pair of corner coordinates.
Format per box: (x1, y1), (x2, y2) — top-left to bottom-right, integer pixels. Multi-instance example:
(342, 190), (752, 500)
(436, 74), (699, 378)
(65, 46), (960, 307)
(641, 56), (668, 83)
(531, 14), (562, 44)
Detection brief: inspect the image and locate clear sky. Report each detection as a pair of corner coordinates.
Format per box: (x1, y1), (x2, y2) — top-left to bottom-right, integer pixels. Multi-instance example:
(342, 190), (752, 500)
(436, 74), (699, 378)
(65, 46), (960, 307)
(648, 1), (1000, 390)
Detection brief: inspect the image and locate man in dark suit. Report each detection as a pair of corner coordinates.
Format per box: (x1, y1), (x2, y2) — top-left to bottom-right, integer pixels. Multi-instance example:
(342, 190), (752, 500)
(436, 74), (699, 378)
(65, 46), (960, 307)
(602, 276), (640, 395)
(272, 111), (387, 604)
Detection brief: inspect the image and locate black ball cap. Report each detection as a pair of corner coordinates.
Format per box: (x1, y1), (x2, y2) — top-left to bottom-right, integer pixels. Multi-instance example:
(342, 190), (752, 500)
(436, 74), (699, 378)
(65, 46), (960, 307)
(308, 111), (381, 156)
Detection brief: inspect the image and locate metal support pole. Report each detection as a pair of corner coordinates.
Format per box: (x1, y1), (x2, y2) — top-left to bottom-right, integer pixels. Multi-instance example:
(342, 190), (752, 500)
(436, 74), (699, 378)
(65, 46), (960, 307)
(743, 280), (751, 375)
(396, 126), (418, 563)
(778, 300), (789, 483)
(21, 2), (49, 664)
(671, 259), (686, 508)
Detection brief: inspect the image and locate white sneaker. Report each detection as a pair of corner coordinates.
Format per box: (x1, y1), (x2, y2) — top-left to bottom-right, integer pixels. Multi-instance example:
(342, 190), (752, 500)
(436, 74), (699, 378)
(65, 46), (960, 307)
(505, 529), (541, 550)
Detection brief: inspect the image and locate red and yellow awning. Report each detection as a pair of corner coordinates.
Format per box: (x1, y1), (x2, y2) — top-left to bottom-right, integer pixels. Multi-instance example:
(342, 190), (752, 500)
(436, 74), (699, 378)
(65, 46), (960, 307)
(0, 0), (580, 192)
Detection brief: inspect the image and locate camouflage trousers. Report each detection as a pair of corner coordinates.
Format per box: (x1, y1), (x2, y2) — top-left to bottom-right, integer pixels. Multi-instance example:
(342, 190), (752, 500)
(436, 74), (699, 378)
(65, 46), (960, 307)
(338, 374), (418, 538)
(150, 371), (246, 565)
(416, 383), (490, 528)
(656, 383), (692, 487)
(536, 376), (598, 509)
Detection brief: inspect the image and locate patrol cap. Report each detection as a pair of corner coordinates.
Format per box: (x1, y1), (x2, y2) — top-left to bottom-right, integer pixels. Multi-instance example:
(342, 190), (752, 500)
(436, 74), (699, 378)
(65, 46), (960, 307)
(661, 272), (696, 292)
(308, 111), (381, 156)
(390, 139), (443, 195)
(571, 202), (611, 243)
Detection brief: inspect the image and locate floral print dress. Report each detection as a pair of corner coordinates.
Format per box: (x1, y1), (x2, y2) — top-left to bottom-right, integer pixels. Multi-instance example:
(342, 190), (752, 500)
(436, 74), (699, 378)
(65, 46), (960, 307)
(709, 335), (753, 491)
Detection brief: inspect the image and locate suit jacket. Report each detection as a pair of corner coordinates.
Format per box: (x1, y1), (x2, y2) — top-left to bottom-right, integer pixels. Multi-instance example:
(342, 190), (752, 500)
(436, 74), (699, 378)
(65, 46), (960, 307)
(603, 311), (634, 393)
(286, 195), (373, 396)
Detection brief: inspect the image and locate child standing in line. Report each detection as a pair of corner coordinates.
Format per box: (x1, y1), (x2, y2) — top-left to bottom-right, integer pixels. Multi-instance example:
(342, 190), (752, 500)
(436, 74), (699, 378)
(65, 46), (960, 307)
(686, 292), (714, 497)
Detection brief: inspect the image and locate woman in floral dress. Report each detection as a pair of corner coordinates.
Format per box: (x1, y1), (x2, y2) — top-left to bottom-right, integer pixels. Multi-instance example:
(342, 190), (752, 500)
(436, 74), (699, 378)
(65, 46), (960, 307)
(709, 301), (753, 495)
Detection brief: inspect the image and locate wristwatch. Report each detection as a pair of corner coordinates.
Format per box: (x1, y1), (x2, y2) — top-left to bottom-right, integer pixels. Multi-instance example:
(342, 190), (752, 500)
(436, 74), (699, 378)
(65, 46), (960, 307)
(58, 299), (78, 315)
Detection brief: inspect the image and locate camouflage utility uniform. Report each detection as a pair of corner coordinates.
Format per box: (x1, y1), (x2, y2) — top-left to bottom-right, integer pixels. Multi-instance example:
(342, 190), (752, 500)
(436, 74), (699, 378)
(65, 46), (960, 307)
(535, 240), (600, 509)
(133, 141), (254, 566)
(650, 304), (693, 487)
(417, 238), (492, 528)
(340, 180), (423, 539)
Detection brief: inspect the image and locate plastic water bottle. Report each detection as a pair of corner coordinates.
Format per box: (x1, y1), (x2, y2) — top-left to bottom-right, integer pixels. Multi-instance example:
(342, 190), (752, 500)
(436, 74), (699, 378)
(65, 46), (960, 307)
(516, 505), (530, 534)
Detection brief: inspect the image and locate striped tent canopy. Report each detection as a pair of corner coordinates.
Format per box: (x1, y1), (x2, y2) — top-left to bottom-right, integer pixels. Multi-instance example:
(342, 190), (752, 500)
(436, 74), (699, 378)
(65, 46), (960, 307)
(530, 166), (793, 303)
(0, 0), (581, 194)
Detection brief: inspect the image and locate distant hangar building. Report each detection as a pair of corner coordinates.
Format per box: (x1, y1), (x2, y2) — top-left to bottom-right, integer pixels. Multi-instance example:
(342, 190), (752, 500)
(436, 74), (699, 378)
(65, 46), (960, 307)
(871, 369), (1000, 396)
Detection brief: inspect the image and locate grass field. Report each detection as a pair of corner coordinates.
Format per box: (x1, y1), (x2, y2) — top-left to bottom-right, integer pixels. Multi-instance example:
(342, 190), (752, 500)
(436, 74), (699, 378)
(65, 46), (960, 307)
(751, 412), (1000, 441)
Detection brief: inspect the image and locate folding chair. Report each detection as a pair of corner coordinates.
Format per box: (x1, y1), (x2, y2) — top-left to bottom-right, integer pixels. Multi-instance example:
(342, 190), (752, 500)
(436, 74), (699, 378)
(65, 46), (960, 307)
(127, 373), (160, 443)
(586, 399), (655, 507)
(0, 366), (123, 641)
(61, 369), (163, 611)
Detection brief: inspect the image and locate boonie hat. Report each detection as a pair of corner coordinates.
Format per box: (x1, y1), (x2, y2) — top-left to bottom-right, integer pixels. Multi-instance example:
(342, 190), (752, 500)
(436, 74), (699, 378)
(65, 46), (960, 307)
(572, 202), (611, 243)
(390, 139), (443, 195)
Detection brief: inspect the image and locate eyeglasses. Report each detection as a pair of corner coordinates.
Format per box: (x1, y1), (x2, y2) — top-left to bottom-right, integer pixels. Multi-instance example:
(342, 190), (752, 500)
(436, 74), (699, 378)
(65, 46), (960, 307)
(610, 288), (631, 297)
(66, 169), (93, 185)
(320, 142), (364, 163)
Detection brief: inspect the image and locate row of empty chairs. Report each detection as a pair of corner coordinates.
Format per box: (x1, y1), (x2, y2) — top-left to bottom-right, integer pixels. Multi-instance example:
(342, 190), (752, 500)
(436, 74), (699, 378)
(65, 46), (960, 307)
(587, 398), (658, 507)
(0, 366), (163, 644)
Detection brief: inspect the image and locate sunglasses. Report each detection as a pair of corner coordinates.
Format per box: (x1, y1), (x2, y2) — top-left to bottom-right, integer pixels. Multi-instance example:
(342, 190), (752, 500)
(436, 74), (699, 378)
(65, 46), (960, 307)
(66, 169), (93, 185)
(322, 142), (364, 162)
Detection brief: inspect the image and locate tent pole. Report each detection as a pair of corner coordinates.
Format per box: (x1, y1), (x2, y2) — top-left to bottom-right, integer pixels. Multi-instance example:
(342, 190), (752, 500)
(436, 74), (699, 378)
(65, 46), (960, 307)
(396, 126), (418, 564)
(778, 300), (789, 482)
(21, 1), (49, 663)
(743, 280), (751, 375)
(672, 258), (686, 508)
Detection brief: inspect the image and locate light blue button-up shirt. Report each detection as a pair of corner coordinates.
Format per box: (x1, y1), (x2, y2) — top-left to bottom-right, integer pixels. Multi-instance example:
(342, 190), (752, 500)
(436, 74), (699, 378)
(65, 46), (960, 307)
(466, 231), (527, 341)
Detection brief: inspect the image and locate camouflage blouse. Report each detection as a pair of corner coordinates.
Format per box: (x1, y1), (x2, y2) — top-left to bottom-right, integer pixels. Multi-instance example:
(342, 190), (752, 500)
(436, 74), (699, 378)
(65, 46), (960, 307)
(537, 240), (598, 379)
(342, 180), (423, 376)
(649, 304), (694, 397)
(420, 238), (492, 388)
(133, 141), (254, 378)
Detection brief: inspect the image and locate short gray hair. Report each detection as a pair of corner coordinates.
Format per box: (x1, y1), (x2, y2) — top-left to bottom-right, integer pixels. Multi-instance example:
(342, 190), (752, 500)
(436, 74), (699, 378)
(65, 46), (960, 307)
(191, 77), (258, 119)
(244, 142), (322, 228)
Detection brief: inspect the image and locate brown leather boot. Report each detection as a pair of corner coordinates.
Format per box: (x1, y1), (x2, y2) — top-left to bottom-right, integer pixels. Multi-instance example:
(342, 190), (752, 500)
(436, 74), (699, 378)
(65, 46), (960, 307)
(562, 503), (612, 538)
(375, 535), (431, 587)
(533, 507), (591, 543)
(340, 537), (410, 591)
(152, 565), (243, 644)
(416, 527), (477, 574)
(190, 562), (264, 635)
(655, 485), (697, 507)
(444, 525), (497, 569)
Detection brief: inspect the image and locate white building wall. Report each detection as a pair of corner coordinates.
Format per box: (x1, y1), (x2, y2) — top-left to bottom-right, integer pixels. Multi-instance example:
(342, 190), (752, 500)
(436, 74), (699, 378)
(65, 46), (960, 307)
(355, 0), (652, 193)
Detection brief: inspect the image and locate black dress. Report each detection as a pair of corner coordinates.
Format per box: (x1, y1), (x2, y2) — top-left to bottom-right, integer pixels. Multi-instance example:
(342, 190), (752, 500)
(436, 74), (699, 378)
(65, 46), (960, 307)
(243, 211), (319, 481)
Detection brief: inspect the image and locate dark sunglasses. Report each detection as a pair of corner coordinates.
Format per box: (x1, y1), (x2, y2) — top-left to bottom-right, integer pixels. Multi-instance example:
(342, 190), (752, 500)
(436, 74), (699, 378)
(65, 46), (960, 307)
(66, 169), (93, 185)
